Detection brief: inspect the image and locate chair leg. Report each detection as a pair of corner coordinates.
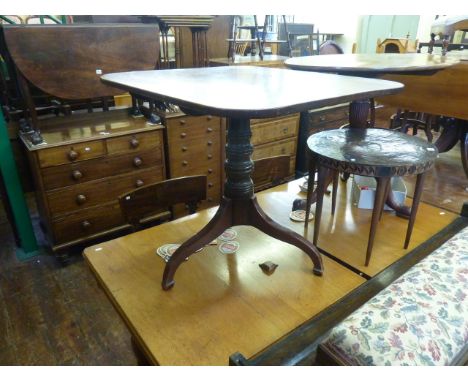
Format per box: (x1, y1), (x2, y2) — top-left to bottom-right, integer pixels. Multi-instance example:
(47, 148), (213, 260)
(331, 170), (339, 215)
(365, 177), (390, 266)
(305, 153), (317, 229)
(313, 165), (329, 246)
(404, 173), (426, 249)
(379, 179), (392, 221)
(400, 110), (409, 134)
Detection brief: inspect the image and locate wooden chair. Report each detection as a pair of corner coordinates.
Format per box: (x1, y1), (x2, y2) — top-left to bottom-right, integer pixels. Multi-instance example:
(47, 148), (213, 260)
(319, 40), (344, 55)
(119, 175), (207, 231)
(252, 155), (290, 192)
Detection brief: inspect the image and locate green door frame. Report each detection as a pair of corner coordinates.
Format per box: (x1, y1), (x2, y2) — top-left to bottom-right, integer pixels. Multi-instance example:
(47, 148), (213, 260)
(0, 108), (38, 257)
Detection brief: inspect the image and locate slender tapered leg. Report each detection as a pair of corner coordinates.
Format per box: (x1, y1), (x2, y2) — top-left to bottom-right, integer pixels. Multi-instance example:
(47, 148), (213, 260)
(331, 170), (339, 215)
(404, 173), (426, 249)
(365, 177), (390, 266)
(434, 117), (461, 153)
(313, 165), (329, 246)
(162, 197), (233, 290)
(379, 179), (392, 221)
(250, 197), (323, 275)
(305, 152), (317, 229)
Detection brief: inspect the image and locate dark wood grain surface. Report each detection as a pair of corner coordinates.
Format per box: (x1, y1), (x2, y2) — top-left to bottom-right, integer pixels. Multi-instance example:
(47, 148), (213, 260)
(101, 66), (403, 118)
(307, 128), (438, 175)
(285, 53), (460, 76)
(2, 24), (160, 100)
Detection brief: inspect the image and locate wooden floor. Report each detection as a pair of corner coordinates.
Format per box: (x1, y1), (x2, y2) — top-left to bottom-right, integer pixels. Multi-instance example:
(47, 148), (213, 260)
(0, 208), (138, 365)
(0, 126), (466, 365)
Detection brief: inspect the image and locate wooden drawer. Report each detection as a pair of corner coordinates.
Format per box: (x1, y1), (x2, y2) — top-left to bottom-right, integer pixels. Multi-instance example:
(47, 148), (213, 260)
(41, 149), (163, 190)
(51, 202), (125, 244)
(253, 139), (297, 176)
(252, 137), (297, 161)
(309, 105), (349, 125)
(167, 119), (221, 145)
(251, 115), (299, 146)
(170, 156), (221, 178)
(106, 130), (162, 155)
(37, 140), (106, 168)
(169, 132), (220, 159)
(165, 115), (219, 131)
(46, 166), (165, 216)
(250, 113), (299, 126)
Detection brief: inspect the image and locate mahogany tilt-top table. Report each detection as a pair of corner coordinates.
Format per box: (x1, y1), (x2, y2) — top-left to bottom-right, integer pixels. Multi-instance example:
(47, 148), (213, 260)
(285, 53), (460, 217)
(101, 66), (403, 290)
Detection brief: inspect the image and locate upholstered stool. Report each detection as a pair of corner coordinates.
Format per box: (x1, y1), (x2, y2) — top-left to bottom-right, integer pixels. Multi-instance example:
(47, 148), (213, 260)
(305, 128), (438, 266)
(316, 226), (468, 366)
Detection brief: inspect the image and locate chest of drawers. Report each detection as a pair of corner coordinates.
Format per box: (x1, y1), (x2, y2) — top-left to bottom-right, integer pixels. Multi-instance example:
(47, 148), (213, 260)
(296, 104), (350, 176)
(162, 113), (224, 214)
(22, 109), (166, 254)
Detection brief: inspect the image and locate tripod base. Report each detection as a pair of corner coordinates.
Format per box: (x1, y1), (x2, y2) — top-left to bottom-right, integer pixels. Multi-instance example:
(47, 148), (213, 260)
(162, 196), (324, 290)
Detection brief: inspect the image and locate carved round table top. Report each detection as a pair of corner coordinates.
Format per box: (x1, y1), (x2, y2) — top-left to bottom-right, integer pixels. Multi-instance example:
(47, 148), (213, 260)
(307, 128), (438, 177)
(285, 53), (460, 76)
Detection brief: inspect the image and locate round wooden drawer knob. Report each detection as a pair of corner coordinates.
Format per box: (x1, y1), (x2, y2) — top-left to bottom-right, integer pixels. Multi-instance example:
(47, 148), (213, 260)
(68, 149), (79, 161)
(81, 220), (91, 230)
(206, 127), (213, 133)
(72, 170), (83, 180)
(76, 194), (87, 205)
(208, 182), (214, 188)
(130, 138), (139, 148)
(207, 168), (213, 174)
(179, 119), (186, 125)
(182, 160), (188, 166)
(180, 132), (187, 138)
(281, 148), (286, 154)
(135, 179), (144, 188)
(207, 197), (213, 202)
(181, 146), (188, 152)
(133, 157), (142, 167)
(207, 154), (213, 159)
(207, 140), (213, 146)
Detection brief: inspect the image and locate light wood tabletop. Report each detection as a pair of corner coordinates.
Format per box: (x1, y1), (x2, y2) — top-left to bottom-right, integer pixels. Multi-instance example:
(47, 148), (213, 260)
(83, 179), (366, 365)
(83, 178), (457, 365)
(285, 53), (460, 75)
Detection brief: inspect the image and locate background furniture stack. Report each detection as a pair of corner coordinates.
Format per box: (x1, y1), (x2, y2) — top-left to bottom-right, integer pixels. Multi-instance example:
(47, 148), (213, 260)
(141, 15), (215, 68)
(227, 15), (290, 61)
(1, 24), (165, 257)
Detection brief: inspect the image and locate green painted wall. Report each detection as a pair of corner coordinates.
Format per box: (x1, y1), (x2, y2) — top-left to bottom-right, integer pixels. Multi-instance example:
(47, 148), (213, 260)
(358, 15), (420, 53)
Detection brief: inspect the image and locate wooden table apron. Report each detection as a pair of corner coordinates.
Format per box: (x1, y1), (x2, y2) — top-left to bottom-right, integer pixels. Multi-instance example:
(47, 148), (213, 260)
(285, 53), (462, 217)
(101, 66), (403, 290)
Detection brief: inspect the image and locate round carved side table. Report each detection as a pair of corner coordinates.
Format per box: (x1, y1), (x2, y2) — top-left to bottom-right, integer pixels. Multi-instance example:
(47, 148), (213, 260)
(306, 128), (438, 266)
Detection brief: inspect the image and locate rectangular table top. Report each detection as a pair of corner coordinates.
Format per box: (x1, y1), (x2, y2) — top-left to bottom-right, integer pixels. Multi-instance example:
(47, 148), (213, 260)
(101, 66), (403, 119)
(83, 180), (365, 365)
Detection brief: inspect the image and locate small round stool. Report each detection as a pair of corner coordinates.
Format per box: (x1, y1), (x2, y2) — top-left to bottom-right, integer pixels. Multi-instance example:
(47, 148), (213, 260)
(305, 128), (438, 266)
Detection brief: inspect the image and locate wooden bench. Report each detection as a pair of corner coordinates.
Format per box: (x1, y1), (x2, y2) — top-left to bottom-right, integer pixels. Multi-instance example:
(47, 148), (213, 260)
(230, 203), (468, 366)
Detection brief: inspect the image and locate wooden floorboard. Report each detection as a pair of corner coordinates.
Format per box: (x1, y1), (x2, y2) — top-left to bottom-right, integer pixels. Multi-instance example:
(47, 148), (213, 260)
(0, 109), (466, 365)
(0, 220), (138, 365)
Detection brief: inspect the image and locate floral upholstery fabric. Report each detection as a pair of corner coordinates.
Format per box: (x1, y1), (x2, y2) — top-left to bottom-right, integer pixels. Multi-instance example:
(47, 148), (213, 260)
(321, 227), (468, 366)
